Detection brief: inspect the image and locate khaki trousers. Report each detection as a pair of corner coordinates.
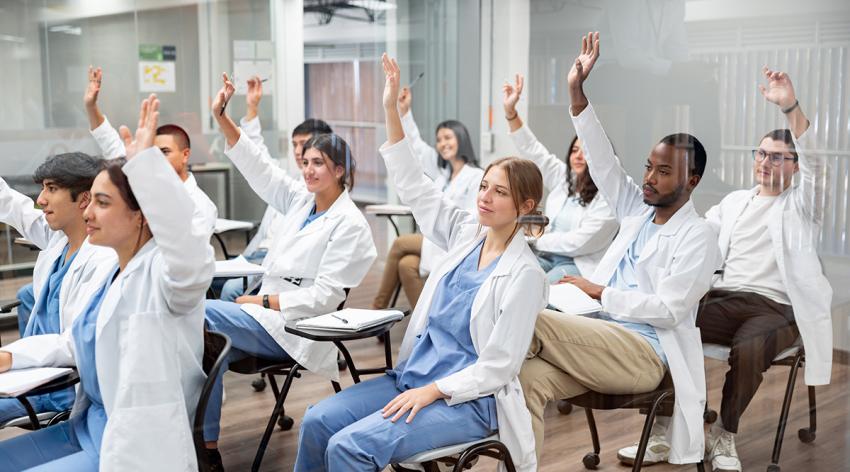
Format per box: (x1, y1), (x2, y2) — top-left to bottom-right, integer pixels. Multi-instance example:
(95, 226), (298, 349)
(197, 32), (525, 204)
(372, 233), (426, 310)
(519, 309), (666, 461)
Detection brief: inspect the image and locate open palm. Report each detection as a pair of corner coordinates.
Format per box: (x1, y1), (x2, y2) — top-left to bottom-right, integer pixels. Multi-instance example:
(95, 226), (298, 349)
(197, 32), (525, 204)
(567, 32), (600, 90)
(120, 94), (159, 160)
(759, 67), (796, 109)
(382, 53), (400, 110)
(84, 66), (102, 108)
(503, 74), (524, 114)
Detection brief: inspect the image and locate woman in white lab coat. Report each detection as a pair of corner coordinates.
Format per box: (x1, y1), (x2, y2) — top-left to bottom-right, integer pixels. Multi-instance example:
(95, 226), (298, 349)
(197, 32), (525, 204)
(503, 74), (619, 281)
(294, 54), (547, 472)
(371, 87), (484, 310)
(0, 94), (215, 471)
(200, 74), (377, 462)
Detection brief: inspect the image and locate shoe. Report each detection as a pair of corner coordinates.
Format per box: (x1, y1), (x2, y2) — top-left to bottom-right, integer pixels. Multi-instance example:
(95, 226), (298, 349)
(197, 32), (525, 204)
(205, 448), (225, 472)
(706, 427), (742, 472)
(616, 433), (670, 466)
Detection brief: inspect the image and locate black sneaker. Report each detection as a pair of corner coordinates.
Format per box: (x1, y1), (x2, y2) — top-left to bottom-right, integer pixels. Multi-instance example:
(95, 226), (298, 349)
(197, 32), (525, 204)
(205, 448), (225, 472)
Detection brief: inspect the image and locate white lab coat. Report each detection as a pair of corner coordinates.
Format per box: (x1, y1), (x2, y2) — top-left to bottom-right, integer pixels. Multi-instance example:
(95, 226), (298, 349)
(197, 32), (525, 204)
(509, 123), (619, 276)
(380, 137), (548, 472)
(573, 105), (719, 464)
(224, 132), (377, 381)
(90, 116), (218, 234)
(400, 111), (483, 276)
(704, 128), (832, 386)
(3, 147), (215, 471)
(0, 178), (117, 333)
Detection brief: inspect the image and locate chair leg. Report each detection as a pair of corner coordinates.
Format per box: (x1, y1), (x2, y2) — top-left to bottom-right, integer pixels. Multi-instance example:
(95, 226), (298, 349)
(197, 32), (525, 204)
(251, 365), (301, 472)
(770, 353), (802, 468)
(798, 386), (816, 443)
(581, 408), (601, 469)
(453, 440), (515, 472)
(632, 391), (671, 472)
(696, 459), (706, 471)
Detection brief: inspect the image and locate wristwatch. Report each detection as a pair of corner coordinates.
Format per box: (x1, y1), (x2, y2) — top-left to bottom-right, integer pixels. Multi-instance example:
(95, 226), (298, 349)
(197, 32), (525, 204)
(262, 294), (270, 309)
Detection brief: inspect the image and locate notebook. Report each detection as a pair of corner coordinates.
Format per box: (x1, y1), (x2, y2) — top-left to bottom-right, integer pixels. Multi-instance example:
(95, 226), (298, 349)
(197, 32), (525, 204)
(214, 256), (266, 278)
(548, 282), (602, 315)
(296, 308), (405, 332)
(0, 367), (73, 397)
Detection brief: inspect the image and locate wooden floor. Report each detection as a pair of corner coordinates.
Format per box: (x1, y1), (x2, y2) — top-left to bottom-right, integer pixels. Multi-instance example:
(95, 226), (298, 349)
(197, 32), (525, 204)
(1, 214), (849, 471)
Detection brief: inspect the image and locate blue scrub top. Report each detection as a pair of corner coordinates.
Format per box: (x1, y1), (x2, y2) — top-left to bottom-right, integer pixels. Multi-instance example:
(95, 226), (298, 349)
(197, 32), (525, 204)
(24, 244), (77, 413)
(299, 205), (327, 230)
(71, 267), (118, 461)
(24, 245), (76, 337)
(390, 240), (500, 429)
(597, 213), (667, 365)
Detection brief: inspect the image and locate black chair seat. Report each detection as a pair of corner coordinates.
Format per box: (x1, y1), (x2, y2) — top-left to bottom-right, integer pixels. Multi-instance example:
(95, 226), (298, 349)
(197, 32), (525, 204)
(568, 373), (675, 417)
(227, 356), (297, 376)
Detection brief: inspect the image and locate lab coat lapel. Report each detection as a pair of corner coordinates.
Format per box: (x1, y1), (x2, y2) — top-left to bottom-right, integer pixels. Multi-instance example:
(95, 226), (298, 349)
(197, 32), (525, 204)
(637, 200), (696, 267)
(718, 187), (757, 259)
(469, 230), (526, 323)
(95, 240), (155, 338)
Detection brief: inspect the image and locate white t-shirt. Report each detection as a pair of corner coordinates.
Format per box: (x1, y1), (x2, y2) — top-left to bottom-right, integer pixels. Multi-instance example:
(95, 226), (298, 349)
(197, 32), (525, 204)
(713, 195), (791, 305)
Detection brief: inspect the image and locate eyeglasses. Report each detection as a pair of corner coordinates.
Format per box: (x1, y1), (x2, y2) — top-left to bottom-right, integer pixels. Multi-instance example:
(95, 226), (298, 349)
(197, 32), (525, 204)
(752, 149), (797, 167)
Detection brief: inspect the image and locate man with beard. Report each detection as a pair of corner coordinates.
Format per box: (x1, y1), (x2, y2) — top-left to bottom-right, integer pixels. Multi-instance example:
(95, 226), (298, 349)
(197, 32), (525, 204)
(518, 32), (718, 467)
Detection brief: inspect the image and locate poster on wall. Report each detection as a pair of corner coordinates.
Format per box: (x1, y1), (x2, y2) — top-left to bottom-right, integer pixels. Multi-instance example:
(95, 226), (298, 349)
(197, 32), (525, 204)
(138, 44), (177, 92)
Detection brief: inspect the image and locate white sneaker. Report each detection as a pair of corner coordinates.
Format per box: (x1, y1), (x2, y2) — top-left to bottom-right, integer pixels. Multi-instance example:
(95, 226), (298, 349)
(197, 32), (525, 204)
(616, 433), (671, 466)
(706, 427), (742, 472)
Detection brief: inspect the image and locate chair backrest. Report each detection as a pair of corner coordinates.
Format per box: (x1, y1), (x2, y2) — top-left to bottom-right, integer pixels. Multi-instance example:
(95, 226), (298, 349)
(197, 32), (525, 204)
(194, 330), (232, 471)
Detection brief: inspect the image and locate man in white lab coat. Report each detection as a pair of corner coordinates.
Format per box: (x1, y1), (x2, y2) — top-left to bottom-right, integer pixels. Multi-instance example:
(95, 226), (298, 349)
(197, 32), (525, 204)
(617, 69), (832, 472)
(518, 32), (718, 466)
(84, 66), (218, 234)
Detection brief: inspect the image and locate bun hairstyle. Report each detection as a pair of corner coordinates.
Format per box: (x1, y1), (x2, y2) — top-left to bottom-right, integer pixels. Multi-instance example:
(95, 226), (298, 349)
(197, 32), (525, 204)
(302, 133), (356, 190)
(482, 157), (546, 240)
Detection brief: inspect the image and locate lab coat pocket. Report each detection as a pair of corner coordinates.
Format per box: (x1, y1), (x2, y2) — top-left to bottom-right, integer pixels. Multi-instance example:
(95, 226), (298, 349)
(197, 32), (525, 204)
(101, 401), (194, 472)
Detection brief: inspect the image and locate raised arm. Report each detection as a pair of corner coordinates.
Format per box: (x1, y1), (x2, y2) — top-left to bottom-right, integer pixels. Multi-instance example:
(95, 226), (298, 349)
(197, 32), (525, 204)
(85, 67), (126, 159)
(240, 76), (274, 159)
(213, 73), (301, 215)
(568, 32), (645, 220)
(398, 88), (441, 181)
(380, 54), (476, 251)
(759, 67), (827, 226)
(504, 73), (567, 191)
(0, 178), (53, 249)
(121, 94), (215, 314)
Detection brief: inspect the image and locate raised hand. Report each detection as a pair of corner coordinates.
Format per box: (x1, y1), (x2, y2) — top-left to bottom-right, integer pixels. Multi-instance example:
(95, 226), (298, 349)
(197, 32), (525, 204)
(246, 75), (263, 109)
(84, 66), (103, 109)
(212, 72), (236, 120)
(567, 31), (600, 91)
(398, 86), (412, 116)
(382, 53), (401, 111)
(758, 67), (797, 110)
(119, 94), (160, 160)
(503, 73), (524, 116)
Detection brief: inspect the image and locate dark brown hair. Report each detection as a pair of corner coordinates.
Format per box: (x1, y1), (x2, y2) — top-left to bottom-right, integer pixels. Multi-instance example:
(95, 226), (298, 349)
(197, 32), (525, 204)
(760, 129), (798, 160)
(156, 124), (191, 150)
(565, 135), (599, 207)
(303, 133), (356, 190)
(100, 158), (140, 211)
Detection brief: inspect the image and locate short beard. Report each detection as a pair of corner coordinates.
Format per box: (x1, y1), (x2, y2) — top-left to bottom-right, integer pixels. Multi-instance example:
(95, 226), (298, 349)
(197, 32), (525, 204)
(644, 184), (685, 208)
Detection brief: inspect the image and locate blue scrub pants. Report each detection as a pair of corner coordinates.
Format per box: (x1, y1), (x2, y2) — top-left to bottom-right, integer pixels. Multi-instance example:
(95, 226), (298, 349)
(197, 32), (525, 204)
(0, 388), (74, 425)
(203, 299), (291, 441)
(0, 420), (97, 472)
(16, 283), (35, 337)
(294, 374), (495, 472)
(537, 253), (581, 283)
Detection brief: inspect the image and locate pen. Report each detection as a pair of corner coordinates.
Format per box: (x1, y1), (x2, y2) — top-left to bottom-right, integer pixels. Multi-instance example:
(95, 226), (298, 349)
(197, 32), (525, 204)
(408, 71), (424, 89)
(219, 72), (234, 116)
(332, 314), (349, 324)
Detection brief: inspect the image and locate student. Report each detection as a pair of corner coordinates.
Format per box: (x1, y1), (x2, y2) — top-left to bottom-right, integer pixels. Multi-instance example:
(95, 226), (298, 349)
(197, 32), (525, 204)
(0, 94), (214, 471)
(502, 73), (618, 281)
(617, 69), (832, 472)
(371, 87), (484, 310)
(294, 53), (547, 472)
(217, 76), (334, 302)
(518, 32), (718, 466)
(201, 73), (377, 468)
(84, 66), (217, 233)
(0, 152), (116, 427)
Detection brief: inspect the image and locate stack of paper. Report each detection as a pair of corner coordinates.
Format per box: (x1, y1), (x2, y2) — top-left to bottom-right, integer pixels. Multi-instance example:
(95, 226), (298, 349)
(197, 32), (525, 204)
(364, 204), (413, 216)
(296, 308), (404, 332)
(548, 283), (602, 315)
(214, 256), (266, 278)
(0, 367), (73, 397)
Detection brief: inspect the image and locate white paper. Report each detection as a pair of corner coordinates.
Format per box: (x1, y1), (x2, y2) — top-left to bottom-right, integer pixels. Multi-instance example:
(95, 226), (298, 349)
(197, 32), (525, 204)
(233, 60), (273, 95)
(296, 308), (404, 332)
(364, 204), (413, 215)
(233, 40), (255, 60)
(214, 256), (266, 278)
(139, 61), (176, 92)
(548, 283), (602, 315)
(214, 218), (255, 234)
(0, 367), (73, 397)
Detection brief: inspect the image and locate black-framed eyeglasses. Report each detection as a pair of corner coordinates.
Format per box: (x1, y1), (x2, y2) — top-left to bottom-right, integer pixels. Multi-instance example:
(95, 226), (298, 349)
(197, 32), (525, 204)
(751, 148), (797, 167)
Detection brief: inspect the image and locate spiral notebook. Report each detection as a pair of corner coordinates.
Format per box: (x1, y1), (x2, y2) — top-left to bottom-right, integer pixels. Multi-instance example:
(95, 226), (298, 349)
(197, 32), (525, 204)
(296, 308), (404, 332)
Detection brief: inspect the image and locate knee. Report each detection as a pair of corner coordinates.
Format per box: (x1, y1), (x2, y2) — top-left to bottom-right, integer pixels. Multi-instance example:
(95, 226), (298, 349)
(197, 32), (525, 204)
(398, 255), (421, 277)
(325, 430), (360, 464)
